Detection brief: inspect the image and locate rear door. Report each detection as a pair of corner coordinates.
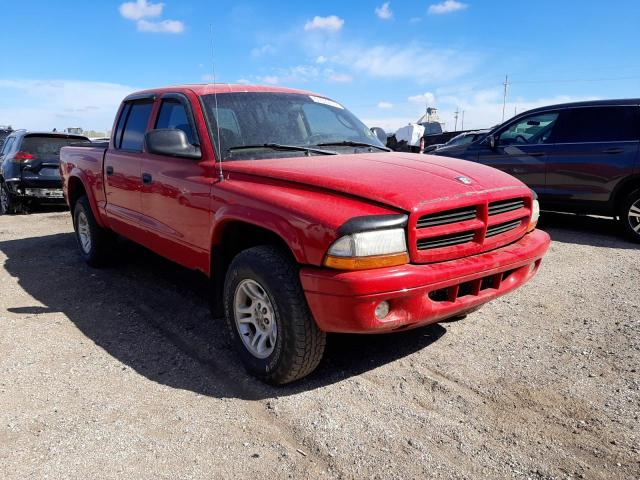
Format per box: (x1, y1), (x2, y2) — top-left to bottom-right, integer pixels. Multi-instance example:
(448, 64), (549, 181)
(477, 111), (560, 196)
(139, 93), (213, 270)
(104, 98), (153, 242)
(545, 105), (640, 209)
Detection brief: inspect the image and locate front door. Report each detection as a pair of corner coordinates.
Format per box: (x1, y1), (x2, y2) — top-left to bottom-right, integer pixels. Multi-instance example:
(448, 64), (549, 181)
(139, 93), (213, 271)
(478, 111), (560, 198)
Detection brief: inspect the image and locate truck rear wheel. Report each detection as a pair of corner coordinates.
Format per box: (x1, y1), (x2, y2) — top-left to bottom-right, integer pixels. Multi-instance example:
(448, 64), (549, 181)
(223, 246), (326, 385)
(73, 196), (115, 267)
(620, 189), (640, 243)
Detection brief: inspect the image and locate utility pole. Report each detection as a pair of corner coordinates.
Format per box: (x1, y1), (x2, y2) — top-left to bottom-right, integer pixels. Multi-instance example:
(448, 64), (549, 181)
(461, 110), (465, 130)
(501, 74), (509, 123)
(453, 107), (460, 131)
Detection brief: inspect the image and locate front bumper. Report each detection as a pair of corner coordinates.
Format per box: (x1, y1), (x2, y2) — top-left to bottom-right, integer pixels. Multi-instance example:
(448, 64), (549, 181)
(300, 229), (551, 333)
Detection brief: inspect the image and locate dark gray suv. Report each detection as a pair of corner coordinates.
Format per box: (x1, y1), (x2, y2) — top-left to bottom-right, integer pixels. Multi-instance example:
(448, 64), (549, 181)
(0, 130), (89, 214)
(434, 99), (640, 242)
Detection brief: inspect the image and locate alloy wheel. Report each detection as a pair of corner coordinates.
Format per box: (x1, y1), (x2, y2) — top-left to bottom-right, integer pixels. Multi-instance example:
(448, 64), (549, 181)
(628, 199), (640, 235)
(77, 211), (92, 254)
(233, 279), (277, 359)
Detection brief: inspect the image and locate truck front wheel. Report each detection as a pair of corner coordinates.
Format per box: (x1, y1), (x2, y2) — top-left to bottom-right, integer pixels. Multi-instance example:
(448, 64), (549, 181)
(73, 196), (115, 267)
(223, 246), (326, 385)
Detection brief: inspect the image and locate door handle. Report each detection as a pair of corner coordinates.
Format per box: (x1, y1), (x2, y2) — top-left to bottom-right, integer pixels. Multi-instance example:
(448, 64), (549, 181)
(105, 166), (114, 176)
(602, 148), (623, 154)
(141, 173), (152, 184)
(529, 152), (545, 157)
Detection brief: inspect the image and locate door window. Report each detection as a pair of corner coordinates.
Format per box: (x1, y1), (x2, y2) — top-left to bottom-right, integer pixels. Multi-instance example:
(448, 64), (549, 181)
(155, 100), (196, 144)
(498, 112), (559, 146)
(120, 102), (153, 151)
(553, 106), (639, 143)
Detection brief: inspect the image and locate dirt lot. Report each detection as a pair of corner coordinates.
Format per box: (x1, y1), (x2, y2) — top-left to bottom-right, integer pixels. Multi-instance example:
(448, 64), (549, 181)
(0, 209), (638, 479)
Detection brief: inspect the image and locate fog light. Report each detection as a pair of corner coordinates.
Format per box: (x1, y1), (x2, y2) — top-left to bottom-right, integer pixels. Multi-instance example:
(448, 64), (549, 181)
(375, 301), (390, 319)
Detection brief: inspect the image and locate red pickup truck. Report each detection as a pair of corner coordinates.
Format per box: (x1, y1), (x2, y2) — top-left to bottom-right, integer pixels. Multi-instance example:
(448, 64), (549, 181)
(60, 84), (550, 384)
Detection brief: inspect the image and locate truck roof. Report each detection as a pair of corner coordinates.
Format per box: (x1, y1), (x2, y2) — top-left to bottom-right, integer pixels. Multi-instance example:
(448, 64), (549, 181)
(124, 84), (319, 102)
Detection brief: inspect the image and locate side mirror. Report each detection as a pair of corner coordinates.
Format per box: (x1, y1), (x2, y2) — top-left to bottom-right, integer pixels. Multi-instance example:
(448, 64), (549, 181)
(487, 134), (497, 149)
(145, 129), (201, 159)
(370, 127), (388, 145)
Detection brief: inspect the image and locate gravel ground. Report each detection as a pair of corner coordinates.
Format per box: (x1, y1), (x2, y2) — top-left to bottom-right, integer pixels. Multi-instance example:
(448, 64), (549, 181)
(0, 208), (638, 480)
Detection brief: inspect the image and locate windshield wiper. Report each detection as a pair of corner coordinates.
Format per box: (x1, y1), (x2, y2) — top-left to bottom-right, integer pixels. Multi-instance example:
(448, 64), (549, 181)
(227, 143), (338, 157)
(316, 141), (390, 152)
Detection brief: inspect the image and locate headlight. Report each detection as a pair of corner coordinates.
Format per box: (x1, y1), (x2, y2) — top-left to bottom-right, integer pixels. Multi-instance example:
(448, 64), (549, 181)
(527, 199), (540, 232)
(324, 228), (409, 270)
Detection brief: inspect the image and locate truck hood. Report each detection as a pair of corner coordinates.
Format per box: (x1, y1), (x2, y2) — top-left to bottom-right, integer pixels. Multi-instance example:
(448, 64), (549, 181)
(222, 152), (527, 212)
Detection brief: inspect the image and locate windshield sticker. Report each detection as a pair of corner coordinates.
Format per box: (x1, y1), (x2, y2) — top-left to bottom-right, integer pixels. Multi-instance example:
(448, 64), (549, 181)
(309, 95), (344, 109)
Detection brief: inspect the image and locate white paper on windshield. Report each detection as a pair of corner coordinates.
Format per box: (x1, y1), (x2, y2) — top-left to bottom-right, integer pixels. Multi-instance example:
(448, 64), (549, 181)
(309, 95), (344, 109)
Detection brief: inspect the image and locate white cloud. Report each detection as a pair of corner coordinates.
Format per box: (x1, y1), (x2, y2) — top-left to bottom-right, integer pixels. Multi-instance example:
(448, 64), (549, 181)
(119, 0), (163, 20)
(316, 55), (328, 64)
(340, 44), (475, 82)
(327, 72), (353, 83)
(304, 15), (344, 32)
(137, 19), (184, 33)
(428, 0), (468, 15)
(251, 44), (276, 57)
(237, 78), (251, 85)
(375, 2), (393, 20)
(0, 79), (137, 131)
(408, 92), (437, 104)
(377, 101), (394, 109)
(260, 76), (280, 85)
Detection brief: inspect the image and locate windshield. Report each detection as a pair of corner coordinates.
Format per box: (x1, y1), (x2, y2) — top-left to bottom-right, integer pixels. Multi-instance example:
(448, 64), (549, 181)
(201, 92), (384, 161)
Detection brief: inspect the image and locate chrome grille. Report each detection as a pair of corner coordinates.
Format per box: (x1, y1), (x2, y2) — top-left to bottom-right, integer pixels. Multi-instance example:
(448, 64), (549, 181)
(417, 206), (477, 228)
(486, 219), (522, 238)
(488, 198), (524, 216)
(417, 231), (475, 250)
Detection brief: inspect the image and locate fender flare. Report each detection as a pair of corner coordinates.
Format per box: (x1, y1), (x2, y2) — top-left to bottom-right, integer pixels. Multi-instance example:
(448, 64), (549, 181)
(210, 205), (308, 264)
(67, 169), (107, 229)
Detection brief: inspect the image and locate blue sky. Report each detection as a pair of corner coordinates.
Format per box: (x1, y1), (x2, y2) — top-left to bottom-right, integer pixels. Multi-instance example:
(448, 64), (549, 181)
(1, 0), (639, 133)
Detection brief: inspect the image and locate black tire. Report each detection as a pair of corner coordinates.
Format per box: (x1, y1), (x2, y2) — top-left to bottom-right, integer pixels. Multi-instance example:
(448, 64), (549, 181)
(223, 246), (326, 385)
(620, 189), (640, 243)
(73, 196), (116, 267)
(0, 181), (20, 215)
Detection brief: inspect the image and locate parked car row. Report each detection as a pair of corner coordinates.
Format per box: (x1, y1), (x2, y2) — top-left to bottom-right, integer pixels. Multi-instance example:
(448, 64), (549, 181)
(4, 86), (638, 385)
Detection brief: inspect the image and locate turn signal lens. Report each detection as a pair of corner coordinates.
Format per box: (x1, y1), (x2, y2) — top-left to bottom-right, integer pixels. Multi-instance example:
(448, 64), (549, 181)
(324, 252), (409, 270)
(527, 199), (540, 232)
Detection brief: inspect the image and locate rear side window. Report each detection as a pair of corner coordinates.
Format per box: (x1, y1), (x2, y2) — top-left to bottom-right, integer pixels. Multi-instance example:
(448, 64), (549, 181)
(120, 101), (153, 151)
(554, 106), (639, 143)
(21, 135), (90, 160)
(1, 137), (15, 156)
(155, 100), (195, 144)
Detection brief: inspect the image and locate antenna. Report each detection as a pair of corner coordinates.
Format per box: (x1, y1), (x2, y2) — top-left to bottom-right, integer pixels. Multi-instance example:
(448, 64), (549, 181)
(501, 74), (509, 123)
(209, 24), (224, 182)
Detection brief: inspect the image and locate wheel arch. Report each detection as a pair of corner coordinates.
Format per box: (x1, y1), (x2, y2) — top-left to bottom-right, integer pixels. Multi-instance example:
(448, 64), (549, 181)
(209, 215), (306, 317)
(67, 173), (106, 228)
(612, 174), (640, 215)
